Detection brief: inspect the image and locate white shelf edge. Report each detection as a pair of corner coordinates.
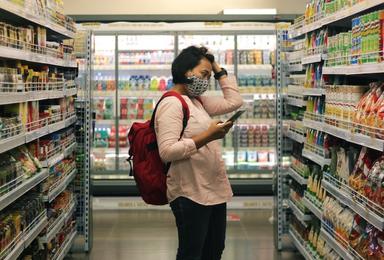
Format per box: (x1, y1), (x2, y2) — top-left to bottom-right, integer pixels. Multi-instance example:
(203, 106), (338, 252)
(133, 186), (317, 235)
(288, 199), (312, 223)
(0, 169), (48, 211)
(322, 178), (384, 231)
(53, 230), (77, 260)
(302, 149), (331, 167)
(320, 227), (354, 260)
(303, 118), (324, 132)
(285, 130), (305, 144)
(323, 63), (384, 75)
(285, 96), (306, 107)
(287, 167), (308, 185)
(289, 229), (315, 260)
(289, 0), (384, 38)
(41, 153), (65, 168)
(0, 46), (76, 68)
(44, 169), (77, 203)
(301, 54), (323, 65)
(322, 123), (384, 152)
(25, 126), (49, 143)
(0, 133), (25, 154)
(0, 0), (75, 39)
(64, 142), (77, 157)
(302, 196), (322, 220)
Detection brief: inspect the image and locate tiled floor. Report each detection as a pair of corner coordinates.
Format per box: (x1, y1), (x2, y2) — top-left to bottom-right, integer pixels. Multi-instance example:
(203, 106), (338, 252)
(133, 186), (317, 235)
(69, 209), (303, 260)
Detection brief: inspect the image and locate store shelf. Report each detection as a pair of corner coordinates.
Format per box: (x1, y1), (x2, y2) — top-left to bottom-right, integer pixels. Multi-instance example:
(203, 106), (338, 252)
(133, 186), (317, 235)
(301, 54), (326, 65)
(322, 123), (384, 152)
(93, 91), (115, 97)
(26, 115), (77, 144)
(52, 229), (77, 260)
(302, 194), (322, 220)
(285, 129), (305, 144)
(287, 86), (325, 96)
(289, 64), (304, 72)
(323, 62), (384, 75)
(303, 118), (324, 132)
(237, 64), (272, 71)
(289, 229), (316, 260)
(40, 200), (76, 243)
(289, 0), (384, 38)
(119, 90), (163, 98)
(285, 96), (306, 107)
(288, 199), (312, 223)
(322, 173), (384, 231)
(43, 169), (77, 203)
(287, 167), (307, 185)
(302, 149), (331, 167)
(0, 133), (25, 154)
(120, 64), (172, 70)
(320, 227), (354, 260)
(0, 0), (75, 39)
(1, 211), (47, 260)
(0, 46), (77, 68)
(0, 169), (48, 212)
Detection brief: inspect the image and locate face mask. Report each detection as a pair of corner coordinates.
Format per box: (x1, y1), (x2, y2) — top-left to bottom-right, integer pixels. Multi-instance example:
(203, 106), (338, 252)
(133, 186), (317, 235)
(186, 75), (209, 97)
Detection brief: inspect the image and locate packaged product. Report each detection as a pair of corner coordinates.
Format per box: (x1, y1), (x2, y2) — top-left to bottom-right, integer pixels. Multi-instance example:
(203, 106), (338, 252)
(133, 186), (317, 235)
(349, 147), (373, 194)
(364, 155), (384, 207)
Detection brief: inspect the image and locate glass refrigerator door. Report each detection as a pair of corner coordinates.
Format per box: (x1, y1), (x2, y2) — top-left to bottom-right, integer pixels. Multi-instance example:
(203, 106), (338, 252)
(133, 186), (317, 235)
(178, 35), (235, 90)
(92, 35), (117, 178)
(235, 34), (277, 179)
(117, 35), (175, 174)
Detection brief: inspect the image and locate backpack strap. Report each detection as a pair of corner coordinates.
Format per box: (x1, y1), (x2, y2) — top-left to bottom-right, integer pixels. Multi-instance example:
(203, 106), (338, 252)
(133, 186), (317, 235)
(150, 91), (190, 138)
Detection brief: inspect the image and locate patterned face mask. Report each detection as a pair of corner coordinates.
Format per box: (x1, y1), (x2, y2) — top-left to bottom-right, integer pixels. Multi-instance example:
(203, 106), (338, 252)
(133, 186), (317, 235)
(186, 75), (209, 97)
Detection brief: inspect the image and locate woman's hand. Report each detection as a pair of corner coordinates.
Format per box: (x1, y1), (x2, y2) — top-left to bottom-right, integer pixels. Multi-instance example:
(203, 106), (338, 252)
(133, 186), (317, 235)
(192, 120), (233, 149)
(206, 120), (233, 141)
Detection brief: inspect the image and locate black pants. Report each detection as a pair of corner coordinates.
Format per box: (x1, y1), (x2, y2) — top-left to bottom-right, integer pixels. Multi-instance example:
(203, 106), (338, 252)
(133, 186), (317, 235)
(170, 197), (227, 260)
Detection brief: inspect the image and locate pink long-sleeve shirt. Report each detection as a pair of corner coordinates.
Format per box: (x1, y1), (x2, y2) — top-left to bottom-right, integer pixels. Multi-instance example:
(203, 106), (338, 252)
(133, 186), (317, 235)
(154, 76), (243, 205)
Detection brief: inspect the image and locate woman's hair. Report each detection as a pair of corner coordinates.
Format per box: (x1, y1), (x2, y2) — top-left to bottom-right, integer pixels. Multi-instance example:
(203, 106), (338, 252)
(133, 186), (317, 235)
(172, 46), (214, 84)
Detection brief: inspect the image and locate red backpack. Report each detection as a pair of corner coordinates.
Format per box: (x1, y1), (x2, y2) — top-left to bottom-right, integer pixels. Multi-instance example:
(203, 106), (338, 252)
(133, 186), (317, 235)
(127, 91), (190, 205)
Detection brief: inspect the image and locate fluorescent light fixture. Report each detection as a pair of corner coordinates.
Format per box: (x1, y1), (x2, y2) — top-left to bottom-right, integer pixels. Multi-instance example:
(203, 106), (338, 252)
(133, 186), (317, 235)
(222, 8), (277, 15)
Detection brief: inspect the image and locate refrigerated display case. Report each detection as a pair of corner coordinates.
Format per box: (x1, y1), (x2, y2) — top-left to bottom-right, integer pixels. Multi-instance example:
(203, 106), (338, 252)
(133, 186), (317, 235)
(84, 22), (278, 195)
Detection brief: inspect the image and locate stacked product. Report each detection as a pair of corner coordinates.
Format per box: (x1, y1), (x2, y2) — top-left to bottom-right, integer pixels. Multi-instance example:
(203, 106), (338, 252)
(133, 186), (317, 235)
(325, 84), (367, 125)
(291, 156), (310, 179)
(94, 99), (113, 120)
(45, 190), (74, 230)
(353, 82), (384, 138)
(121, 98), (154, 120)
(231, 125), (275, 148)
(323, 195), (384, 258)
(303, 0), (364, 23)
(305, 29), (328, 55)
(118, 75), (173, 91)
(40, 156), (76, 195)
(238, 50), (272, 65)
(327, 9), (384, 66)
(306, 164), (326, 208)
(254, 98), (275, 119)
(94, 76), (116, 91)
(0, 146), (42, 193)
(119, 50), (174, 65)
(0, 22), (74, 60)
(37, 128), (76, 161)
(0, 193), (45, 254)
(290, 181), (309, 214)
(238, 74), (274, 88)
(304, 63), (324, 89)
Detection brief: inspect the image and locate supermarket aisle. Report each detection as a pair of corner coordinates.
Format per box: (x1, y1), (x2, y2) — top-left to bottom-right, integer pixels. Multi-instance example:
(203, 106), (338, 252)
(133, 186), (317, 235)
(70, 209), (303, 260)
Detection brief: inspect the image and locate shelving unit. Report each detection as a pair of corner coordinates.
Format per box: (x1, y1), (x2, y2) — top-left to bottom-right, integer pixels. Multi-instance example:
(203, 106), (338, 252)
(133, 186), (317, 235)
(288, 229), (316, 260)
(0, 0), (88, 258)
(285, 1), (384, 258)
(287, 167), (307, 185)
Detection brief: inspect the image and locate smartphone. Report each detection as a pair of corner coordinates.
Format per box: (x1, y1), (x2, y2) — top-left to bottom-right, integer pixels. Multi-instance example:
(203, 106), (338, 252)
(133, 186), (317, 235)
(224, 109), (246, 123)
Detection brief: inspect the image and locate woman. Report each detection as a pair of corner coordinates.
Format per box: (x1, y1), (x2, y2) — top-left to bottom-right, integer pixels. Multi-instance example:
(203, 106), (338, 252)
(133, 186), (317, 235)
(154, 46), (243, 260)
